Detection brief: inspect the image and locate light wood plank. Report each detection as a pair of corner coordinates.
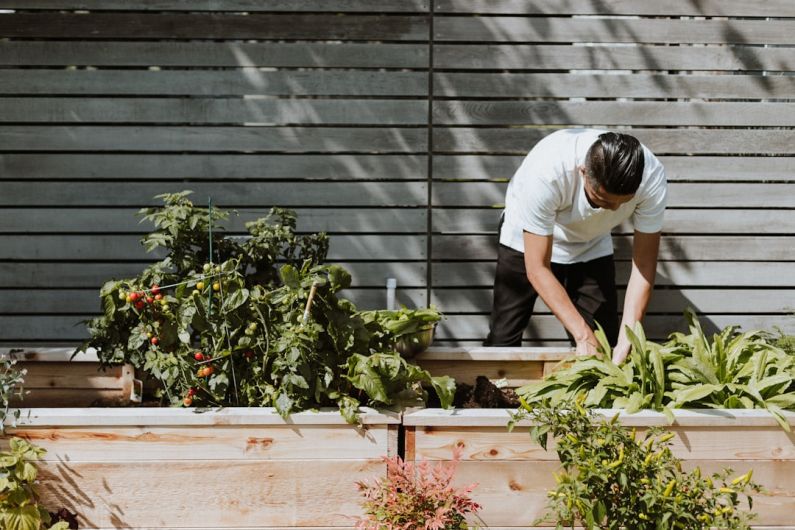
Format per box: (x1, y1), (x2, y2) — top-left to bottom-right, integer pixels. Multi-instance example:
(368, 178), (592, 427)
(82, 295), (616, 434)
(433, 128), (795, 155)
(431, 288), (795, 315)
(431, 261), (795, 288)
(0, 0), (429, 11)
(6, 424), (390, 460)
(433, 101), (795, 127)
(0, 288), (427, 314)
(0, 13), (429, 40)
(13, 362), (128, 389)
(0, 126), (427, 153)
(433, 155), (795, 182)
(435, 17), (795, 45)
(0, 153), (428, 180)
(0, 98), (427, 125)
(0, 182), (427, 207)
(415, 347), (572, 362)
(434, 0), (795, 16)
(12, 389), (136, 408)
(435, 71), (795, 99)
(435, 46), (795, 72)
(414, 359), (543, 387)
(0, 261), (428, 289)
(33, 459), (381, 528)
(0, 234), (427, 260)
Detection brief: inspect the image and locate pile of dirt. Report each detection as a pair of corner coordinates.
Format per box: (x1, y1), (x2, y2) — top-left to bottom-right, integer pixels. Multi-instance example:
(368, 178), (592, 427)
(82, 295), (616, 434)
(427, 375), (520, 408)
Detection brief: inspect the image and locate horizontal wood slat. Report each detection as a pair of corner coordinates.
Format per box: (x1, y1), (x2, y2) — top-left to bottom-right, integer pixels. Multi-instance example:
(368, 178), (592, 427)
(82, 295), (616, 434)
(433, 101), (795, 127)
(433, 155), (795, 182)
(0, 0), (429, 11)
(433, 183), (795, 208)
(436, 72), (795, 99)
(431, 289), (795, 314)
(434, 0), (795, 16)
(431, 262), (795, 288)
(0, 42), (429, 68)
(0, 262), (428, 289)
(432, 210), (795, 237)
(0, 98), (427, 125)
(0, 154), (428, 180)
(0, 234), (428, 260)
(0, 13), (429, 40)
(435, 46), (795, 72)
(0, 288), (427, 314)
(0, 208), (428, 233)
(435, 17), (795, 45)
(0, 182), (427, 207)
(433, 128), (795, 155)
(0, 126), (427, 153)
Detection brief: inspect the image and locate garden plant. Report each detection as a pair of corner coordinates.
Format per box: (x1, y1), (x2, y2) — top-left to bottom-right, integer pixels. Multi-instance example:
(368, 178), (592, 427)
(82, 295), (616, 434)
(519, 310), (795, 429)
(80, 191), (454, 422)
(512, 399), (761, 530)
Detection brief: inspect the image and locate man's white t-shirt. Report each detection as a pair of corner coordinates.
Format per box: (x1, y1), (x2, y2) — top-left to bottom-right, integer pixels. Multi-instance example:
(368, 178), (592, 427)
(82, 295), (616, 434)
(500, 129), (668, 264)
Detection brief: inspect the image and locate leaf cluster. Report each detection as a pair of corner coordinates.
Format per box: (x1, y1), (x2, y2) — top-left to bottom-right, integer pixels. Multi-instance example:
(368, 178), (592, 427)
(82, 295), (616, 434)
(80, 192), (454, 422)
(0, 438), (71, 530)
(0, 357), (26, 432)
(355, 448), (481, 530)
(512, 400), (761, 530)
(519, 310), (795, 429)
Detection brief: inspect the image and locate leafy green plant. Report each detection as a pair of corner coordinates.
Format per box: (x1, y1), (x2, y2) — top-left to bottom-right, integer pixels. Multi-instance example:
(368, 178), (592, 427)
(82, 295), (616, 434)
(363, 307), (442, 339)
(1, 357), (26, 432)
(512, 399), (761, 530)
(355, 448), (482, 530)
(80, 191), (454, 422)
(0, 438), (72, 530)
(519, 310), (795, 429)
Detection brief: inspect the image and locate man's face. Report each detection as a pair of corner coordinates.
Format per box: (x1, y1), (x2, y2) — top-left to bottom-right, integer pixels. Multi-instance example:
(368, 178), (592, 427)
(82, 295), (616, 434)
(579, 166), (635, 211)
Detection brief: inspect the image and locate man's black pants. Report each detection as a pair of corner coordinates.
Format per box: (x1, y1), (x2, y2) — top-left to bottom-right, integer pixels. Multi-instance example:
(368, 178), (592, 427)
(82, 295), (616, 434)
(483, 244), (619, 347)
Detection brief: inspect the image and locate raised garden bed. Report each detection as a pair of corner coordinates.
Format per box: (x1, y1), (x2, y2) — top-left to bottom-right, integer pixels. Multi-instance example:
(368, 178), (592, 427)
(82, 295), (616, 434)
(404, 408), (795, 529)
(3, 407), (399, 529)
(1, 347), (137, 407)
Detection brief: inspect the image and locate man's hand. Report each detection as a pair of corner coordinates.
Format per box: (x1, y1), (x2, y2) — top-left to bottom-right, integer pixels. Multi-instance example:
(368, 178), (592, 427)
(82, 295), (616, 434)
(576, 336), (599, 357)
(612, 335), (631, 364)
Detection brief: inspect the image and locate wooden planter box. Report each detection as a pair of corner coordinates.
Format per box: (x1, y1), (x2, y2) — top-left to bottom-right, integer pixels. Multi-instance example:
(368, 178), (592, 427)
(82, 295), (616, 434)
(413, 347), (572, 388)
(4, 407), (399, 529)
(1, 347), (137, 407)
(404, 408), (795, 529)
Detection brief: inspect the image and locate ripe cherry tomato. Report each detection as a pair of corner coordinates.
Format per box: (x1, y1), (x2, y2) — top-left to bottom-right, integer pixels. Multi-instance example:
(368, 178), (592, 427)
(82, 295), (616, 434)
(150, 337), (159, 346)
(151, 284), (161, 295)
(135, 301), (145, 310)
(146, 296), (154, 304)
(183, 396), (193, 407)
(187, 387), (197, 397)
(194, 352), (204, 361)
(129, 292), (140, 302)
(154, 293), (163, 301)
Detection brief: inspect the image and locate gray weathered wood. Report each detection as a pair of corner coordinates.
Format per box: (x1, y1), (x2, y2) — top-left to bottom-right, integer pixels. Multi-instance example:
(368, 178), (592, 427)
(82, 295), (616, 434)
(0, 262), (427, 289)
(434, 17), (795, 45)
(0, 234), (427, 260)
(0, 208), (427, 233)
(0, 288), (427, 314)
(0, 98), (427, 125)
(0, 182), (427, 207)
(431, 262), (795, 288)
(434, 46), (795, 72)
(431, 288), (795, 314)
(0, 0), (429, 11)
(0, 13), (429, 40)
(436, 72), (795, 99)
(0, 154), (427, 180)
(433, 101), (795, 127)
(433, 128), (795, 155)
(434, 0), (795, 16)
(436, 314), (795, 341)
(432, 183), (795, 209)
(0, 42), (428, 68)
(0, 126), (427, 153)
(434, 155), (795, 182)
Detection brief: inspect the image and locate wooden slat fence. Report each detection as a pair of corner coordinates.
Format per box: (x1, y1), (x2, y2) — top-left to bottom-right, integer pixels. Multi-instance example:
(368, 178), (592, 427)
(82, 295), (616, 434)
(0, 0), (793, 346)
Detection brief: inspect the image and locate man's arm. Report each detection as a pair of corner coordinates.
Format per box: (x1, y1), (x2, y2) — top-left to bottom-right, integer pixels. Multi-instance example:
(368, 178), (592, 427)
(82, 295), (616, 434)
(523, 231), (598, 356)
(612, 230), (661, 363)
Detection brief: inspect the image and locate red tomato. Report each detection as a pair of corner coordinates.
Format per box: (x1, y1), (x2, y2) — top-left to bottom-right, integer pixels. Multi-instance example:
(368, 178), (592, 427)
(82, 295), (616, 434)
(194, 352), (205, 361)
(151, 284), (161, 295)
(150, 337), (159, 346)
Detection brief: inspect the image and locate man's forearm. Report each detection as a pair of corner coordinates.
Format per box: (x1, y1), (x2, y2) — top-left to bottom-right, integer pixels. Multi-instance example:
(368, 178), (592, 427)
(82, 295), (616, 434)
(527, 266), (592, 342)
(620, 268), (654, 334)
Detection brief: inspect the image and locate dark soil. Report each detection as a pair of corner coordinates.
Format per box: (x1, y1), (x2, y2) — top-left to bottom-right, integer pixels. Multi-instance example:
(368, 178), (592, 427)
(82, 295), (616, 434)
(428, 375), (520, 408)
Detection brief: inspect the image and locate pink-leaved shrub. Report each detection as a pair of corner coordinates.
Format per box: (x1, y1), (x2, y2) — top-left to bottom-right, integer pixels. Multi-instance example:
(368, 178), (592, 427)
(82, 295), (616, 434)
(355, 448), (481, 530)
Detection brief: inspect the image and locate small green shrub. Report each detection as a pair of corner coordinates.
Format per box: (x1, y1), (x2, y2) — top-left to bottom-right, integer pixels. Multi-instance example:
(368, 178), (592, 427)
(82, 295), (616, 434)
(511, 399), (762, 530)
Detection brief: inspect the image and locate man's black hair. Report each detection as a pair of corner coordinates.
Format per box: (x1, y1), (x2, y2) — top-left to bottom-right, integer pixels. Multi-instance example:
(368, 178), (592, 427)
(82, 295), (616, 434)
(584, 132), (645, 195)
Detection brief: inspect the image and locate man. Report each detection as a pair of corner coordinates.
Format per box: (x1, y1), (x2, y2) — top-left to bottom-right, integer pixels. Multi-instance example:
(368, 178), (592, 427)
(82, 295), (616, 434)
(484, 129), (667, 364)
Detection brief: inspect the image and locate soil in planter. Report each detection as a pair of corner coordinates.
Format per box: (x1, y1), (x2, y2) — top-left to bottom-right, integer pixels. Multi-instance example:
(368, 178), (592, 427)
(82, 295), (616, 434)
(428, 375), (520, 408)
